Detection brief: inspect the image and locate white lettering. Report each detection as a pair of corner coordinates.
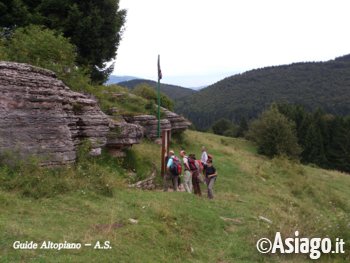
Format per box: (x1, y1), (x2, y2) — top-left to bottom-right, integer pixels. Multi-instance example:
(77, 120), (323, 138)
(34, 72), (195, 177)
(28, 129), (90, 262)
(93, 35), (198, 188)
(272, 232), (285, 253)
(13, 241), (38, 250)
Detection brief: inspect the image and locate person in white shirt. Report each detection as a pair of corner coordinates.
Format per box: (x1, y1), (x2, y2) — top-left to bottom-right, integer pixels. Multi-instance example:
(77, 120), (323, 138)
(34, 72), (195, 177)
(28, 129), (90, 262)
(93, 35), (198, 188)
(201, 146), (208, 165)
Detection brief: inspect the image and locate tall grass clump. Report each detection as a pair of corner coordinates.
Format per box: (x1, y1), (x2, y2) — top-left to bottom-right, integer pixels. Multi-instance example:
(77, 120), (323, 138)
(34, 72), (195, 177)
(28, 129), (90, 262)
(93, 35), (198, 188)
(0, 142), (124, 199)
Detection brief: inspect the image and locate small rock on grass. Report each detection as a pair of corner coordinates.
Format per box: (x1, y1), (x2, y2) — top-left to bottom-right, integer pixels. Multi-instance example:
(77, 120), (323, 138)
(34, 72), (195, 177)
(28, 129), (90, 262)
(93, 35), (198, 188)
(128, 218), (139, 224)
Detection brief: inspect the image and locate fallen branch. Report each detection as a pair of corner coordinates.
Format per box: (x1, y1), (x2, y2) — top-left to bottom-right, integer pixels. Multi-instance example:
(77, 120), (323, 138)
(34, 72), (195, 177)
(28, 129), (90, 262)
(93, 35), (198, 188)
(129, 165), (156, 189)
(258, 216), (273, 224)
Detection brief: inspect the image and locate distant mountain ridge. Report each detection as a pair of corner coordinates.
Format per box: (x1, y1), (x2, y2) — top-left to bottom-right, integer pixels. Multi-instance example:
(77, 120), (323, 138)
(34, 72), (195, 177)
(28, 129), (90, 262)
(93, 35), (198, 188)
(107, 75), (138, 84)
(118, 79), (197, 100)
(176, 54), (350, 130)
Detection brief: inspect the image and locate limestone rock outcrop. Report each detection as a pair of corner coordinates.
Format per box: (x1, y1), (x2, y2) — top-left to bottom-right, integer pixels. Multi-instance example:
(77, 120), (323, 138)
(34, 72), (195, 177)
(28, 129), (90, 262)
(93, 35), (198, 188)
(123, 109), (191, 139)
(0, 61), (191, 165)
(160, 107), (192, 133)
(106, 119), (143, 157)
(123, 115), (171, 140)
(0, 62), (109, 165)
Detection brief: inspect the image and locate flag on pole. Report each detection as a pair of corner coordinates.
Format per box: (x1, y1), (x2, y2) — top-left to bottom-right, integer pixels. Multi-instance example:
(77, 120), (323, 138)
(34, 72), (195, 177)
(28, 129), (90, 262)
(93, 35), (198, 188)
(157, 55), (162, 138)
(157, 54), (162, 81)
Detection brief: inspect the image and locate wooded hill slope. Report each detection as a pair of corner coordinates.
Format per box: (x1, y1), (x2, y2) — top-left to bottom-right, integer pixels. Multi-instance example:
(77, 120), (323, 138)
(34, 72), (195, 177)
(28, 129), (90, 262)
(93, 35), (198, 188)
(118, 79), (197, 100)
(176, 54), (350, 130)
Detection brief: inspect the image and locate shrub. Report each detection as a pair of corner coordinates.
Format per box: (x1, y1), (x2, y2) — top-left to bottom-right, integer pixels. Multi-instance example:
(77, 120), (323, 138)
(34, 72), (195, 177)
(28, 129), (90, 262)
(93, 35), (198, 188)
(1, 25), (91, 91)
(160, 93), (174, 111)
(223, 125), (239, 137)
(133, 83), (174, 111)
(133, 83), (157, 100)
(211, 118), (234, 136)
(0, 144), (121, 199)
(122, 149), (153, 182)
(0, 36), (8, 60)
(247, 104), (301, 158)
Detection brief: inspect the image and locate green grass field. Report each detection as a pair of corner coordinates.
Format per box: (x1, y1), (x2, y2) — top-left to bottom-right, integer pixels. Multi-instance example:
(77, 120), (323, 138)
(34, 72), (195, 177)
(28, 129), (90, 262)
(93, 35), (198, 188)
(1, 130), (349, 262)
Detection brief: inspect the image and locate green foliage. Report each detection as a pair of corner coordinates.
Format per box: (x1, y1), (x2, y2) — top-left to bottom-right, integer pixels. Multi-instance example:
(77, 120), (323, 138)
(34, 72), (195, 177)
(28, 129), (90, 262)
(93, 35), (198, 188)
(0, 0), (126, 83)
(133, 83), (158, 100)
(86, 84), (154, 116)
(236, 117), (249, 137)
(122, 149), (154, 182)
(211, 118), (241, 138)
(248, 104), (301, 158)
(0, 36), (7, 60)
(177, 55), (350, 130)
(277, 104), (350, 173)
(211, 118), (232, 135)
(160, 93), (174, 111)
(0, 0), (30, 28)
(222, 126), (238, 137)
(210, 118), (247, 138)
(171, 131), (188, 147)
(120, 139), (162, 182)
(5, 25), (76, 70)
(133, 83), (174, 111)
(1, 25), (92, 91)
(119, 78), (196, 100)
(0, 143), (123, 199)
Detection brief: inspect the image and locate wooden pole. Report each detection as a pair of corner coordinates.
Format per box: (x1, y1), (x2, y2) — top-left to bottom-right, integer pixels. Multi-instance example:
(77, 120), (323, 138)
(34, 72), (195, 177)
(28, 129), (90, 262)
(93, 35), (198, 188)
(161, 130), (171, 177)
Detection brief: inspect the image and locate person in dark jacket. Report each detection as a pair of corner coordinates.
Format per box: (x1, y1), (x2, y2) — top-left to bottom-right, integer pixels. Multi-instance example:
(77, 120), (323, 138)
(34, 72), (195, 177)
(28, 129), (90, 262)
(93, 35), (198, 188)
(205, 159), (217, 199)
(189, 154), (202, 196)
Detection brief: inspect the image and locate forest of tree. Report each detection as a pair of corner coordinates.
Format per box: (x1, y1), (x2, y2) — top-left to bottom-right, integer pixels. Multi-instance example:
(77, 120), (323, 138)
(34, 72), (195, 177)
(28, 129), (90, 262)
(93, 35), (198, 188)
(176, 55), (350, 130)
(216, 103), (350, 173)
(276, 104), (350, 173)
(0, 0), (126, 83)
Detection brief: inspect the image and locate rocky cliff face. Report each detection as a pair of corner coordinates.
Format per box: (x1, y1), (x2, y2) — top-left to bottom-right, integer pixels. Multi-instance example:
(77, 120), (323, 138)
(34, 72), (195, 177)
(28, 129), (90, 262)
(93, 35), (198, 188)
(0, 62), (110, 165)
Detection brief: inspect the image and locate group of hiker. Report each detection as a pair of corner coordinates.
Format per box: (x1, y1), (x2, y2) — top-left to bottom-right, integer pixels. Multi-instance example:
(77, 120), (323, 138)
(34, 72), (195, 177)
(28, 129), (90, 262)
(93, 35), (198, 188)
(164, 146), (217, 199)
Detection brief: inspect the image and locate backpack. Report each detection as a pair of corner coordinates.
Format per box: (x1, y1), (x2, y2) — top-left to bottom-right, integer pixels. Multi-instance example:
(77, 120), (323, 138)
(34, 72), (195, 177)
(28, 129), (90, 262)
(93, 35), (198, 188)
(196, 160), (203, 172)
(188, 156), (198, 171)
(170, 156), (182, 176)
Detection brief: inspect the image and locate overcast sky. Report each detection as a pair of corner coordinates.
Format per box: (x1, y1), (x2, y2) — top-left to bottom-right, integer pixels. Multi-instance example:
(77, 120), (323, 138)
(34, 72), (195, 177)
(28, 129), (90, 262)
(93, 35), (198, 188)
(113, 0), (350, 87)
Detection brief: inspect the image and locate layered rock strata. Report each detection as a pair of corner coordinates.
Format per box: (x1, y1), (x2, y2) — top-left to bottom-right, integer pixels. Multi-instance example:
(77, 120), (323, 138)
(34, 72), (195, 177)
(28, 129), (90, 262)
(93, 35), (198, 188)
(0, 62), (109, 165)
(106, 119), (143, 157)
(123, 115), (171, 140)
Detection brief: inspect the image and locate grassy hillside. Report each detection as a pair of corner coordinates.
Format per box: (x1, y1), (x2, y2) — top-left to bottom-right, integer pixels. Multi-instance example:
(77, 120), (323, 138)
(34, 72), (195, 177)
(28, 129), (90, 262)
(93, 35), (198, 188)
(176, 54), (350, 130)
(83, 84), (169, 119)
(118, 79), (197, 100)
(1, 131), (349, 262)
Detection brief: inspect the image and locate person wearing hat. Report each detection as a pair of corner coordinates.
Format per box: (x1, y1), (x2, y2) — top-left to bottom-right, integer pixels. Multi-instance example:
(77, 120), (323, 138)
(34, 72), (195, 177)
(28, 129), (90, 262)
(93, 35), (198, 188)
(189, 153), (202, 196)
(205, 159), (217, 199)
(180, 150), (192, 193)
(164, 150), (179, 191)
